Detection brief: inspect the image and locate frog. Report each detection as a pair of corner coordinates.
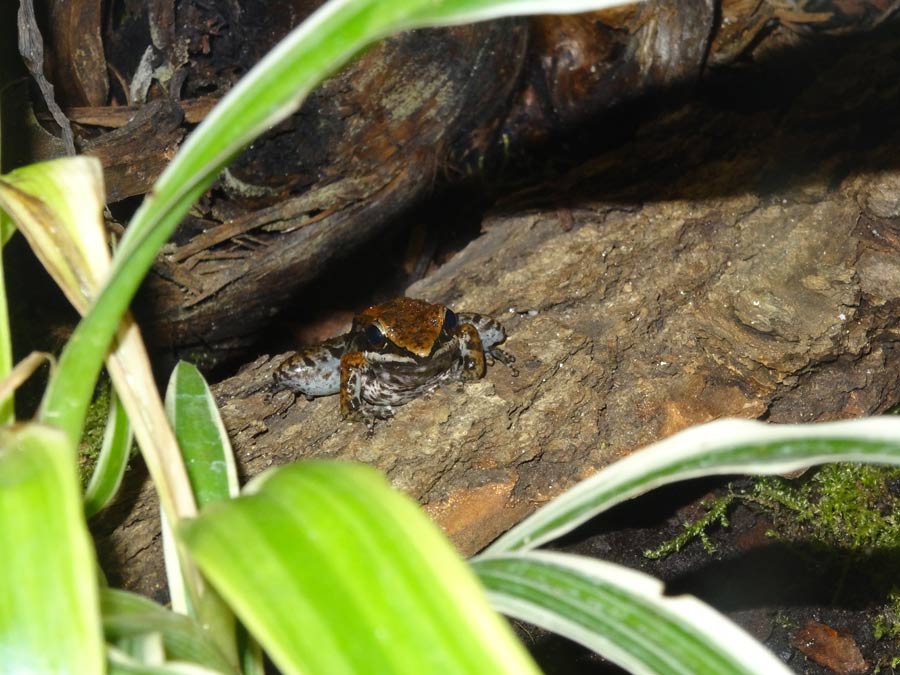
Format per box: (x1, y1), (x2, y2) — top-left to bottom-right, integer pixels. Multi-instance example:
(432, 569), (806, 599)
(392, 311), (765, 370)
(274, 297), (515, 424)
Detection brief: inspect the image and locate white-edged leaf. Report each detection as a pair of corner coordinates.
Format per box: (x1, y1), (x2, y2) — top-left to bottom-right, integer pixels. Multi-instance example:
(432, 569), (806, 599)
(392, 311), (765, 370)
(180, 461), (540, 675)
(107, 645), (229, 675)
(101, 589), (236, 674)
(162, 361), (247, 672)
(0, 424), (104, 675)
(486, 417), (900, 553)
(474, 551), (791, 675)
(164, 361), (238, 507)
(85, 387), (134, 518)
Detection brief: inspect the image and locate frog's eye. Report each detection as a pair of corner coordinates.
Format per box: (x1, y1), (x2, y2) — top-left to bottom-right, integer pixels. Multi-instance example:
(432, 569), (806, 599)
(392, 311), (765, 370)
(366, 324), (387, 349)
(444, 308), (458, 330)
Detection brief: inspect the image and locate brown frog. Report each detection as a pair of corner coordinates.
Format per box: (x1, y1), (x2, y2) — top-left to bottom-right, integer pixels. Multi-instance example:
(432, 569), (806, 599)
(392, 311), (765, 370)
(275, 297), (514, 423)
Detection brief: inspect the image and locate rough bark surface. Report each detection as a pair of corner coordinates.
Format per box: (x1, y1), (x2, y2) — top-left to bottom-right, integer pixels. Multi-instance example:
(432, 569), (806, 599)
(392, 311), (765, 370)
(28, 0), (897, 365)
(93, 26), (900, 598)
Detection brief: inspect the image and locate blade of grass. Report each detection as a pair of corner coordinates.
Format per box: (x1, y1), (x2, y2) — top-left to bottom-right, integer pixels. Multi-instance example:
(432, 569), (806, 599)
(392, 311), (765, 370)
(180, 461), (540, 675)
(474, 551), (791, 675)
(484, 416), (900, 554)
(0, 424), (104, 675)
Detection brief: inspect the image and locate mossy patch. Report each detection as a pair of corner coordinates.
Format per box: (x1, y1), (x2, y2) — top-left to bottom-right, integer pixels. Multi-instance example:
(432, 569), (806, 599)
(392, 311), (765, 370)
(78, 375), (112, 487)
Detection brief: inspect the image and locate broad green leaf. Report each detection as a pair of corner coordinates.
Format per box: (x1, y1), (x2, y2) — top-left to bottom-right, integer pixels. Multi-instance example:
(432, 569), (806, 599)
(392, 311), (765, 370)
(486, 417), (900, 553)
(101, 589), (236, 674)
(84, 388), (134, 518)
(165, 361), (238, 508)
(0, 424), (104, 675)
(474, 551), (791, 675)
(180, 461), (540, 675)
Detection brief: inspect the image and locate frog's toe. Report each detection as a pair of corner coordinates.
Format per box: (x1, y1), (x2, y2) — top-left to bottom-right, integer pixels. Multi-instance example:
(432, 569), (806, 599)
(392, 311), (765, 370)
(489, 347), (518, 376)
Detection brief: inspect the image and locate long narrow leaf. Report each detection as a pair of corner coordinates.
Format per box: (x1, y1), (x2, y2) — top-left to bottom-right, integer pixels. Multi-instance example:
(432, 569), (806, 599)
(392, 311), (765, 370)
(107, 646), (228, 675)
(0, 350), (53, 412)
(0, 158), (195, 518)
(101, 589), (236, 674)
(84, 388), (134, 518)
(165, 361), (238, 507)
(485, 417), (900, 553)
(163, 361), (247, 670)
(474, 551), (791, 675)
(180, 461), (540, 675)
(0, 424), (104, 675)
(0, 213), (12, 423)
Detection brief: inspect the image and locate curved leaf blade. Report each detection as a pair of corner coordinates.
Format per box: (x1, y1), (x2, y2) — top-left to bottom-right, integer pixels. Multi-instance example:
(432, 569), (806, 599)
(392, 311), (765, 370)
(474, 551), (791, 675)
(180, 461), (540, 675)
(165, 361), (238, 508)
(101, 589), (236, 674)
(0, 424), (104, 675)
(485, 417), (900, 553)
(85, 388), (134, 518)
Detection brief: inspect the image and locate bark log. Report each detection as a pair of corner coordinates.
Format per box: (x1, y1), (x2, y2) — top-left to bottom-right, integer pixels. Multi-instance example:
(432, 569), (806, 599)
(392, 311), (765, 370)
(93, 25), (900, 597)
(28, 0), (896, 365)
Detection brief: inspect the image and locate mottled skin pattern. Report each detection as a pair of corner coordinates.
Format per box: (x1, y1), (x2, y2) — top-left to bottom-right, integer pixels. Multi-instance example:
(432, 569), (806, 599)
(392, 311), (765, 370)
(275, 297), (514, 425)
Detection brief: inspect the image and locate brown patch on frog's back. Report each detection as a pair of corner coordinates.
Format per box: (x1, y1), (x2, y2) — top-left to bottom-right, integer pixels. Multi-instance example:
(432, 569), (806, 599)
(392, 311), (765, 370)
(358, 297), (446, 358)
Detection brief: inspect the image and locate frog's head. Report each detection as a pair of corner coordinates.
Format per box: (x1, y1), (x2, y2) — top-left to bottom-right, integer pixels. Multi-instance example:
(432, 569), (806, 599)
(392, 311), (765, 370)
(355, 297), (458, 358)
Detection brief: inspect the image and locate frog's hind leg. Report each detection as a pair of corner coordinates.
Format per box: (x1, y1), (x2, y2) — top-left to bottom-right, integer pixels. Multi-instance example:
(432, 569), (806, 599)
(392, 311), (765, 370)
(274, 336), (346, 398)
(458, 312), (517, 375)
(457, 323), (486, 379)
(340, 352), (394, 426)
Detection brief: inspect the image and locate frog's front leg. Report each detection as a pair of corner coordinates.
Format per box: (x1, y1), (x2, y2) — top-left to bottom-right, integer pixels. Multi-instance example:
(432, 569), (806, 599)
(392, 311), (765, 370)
(458, 312), (518, 374)
(274, 334), (348, 398)
(339, 352), (394, 423)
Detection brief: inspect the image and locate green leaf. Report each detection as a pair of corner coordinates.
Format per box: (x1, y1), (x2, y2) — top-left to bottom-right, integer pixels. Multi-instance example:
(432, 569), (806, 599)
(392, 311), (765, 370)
(407, 0), (641, 26)
(163, 361), (248, 670)
(180, 461), (540, 675)
(107, 645), (229, 675)
(474, 551), (791, 675)
(85, 388), (134, 518)
(0, 156), (108, 314)
(0, 424), (104, 675)
(0, 213), (11, 423)
(101, 589), (236, 674)
(486, 417), (900, 553)
(165, 361), (238, 508)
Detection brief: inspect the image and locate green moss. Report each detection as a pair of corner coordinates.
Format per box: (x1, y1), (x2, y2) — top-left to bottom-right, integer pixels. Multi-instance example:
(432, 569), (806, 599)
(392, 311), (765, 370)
(78, 376), (112, 488)
(644, 493), (733, 559)
(747, 464), (900, 552)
